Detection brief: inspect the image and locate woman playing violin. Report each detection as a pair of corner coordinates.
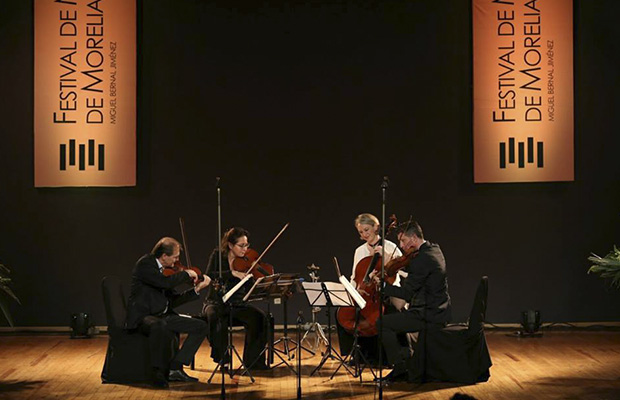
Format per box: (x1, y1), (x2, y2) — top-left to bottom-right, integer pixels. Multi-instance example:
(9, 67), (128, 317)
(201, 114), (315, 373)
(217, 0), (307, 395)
(201, 227), (269, 370)
(336, 213), (404, 364)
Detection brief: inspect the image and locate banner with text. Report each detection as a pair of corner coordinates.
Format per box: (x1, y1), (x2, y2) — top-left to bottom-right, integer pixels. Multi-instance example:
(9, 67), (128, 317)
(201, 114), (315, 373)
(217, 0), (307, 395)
(35, 0), (136, 187)
(473, 0), (573, 183)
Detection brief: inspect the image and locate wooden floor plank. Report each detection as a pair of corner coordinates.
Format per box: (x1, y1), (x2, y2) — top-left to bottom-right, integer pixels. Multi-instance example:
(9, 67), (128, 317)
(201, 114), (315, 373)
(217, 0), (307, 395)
(0, 331), (619, 399)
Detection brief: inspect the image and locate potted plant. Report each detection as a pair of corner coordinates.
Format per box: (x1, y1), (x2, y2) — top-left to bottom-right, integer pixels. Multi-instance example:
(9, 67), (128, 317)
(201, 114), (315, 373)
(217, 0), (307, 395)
(0, 262), (21, 326)
(588, 245), (620, 288)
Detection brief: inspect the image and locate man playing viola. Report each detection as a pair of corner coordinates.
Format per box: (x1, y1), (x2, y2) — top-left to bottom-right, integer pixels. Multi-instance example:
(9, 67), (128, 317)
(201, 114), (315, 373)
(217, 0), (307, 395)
(374, 221), (452, 382)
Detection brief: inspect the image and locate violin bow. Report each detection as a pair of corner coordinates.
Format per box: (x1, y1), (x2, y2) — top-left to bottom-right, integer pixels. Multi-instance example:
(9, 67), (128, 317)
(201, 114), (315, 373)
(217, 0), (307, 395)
(395, 215), (414, 255)
(244, 222), (289, 277)
(178, 217), (193, 268)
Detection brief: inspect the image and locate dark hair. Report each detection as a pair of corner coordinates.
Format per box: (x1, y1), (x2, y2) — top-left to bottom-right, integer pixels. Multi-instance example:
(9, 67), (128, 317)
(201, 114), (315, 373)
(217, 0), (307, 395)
(221, 227), (250, 254)
(398, 220), (424, 240)
(151, 237), (182, 258)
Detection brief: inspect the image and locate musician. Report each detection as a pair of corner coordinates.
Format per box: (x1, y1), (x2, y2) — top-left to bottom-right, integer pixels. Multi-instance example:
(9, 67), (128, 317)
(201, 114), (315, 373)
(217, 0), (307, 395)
(201, 227), (269, 370)
(336, 213), (404, 364)
(376, 221), (451, 382)
(125, 237), (212, 388)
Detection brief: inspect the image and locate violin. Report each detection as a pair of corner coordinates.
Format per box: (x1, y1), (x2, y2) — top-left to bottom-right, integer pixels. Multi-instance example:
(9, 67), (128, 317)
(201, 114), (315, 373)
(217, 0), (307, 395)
(232, 248), (275, 279)
(163, 261), (204, 282)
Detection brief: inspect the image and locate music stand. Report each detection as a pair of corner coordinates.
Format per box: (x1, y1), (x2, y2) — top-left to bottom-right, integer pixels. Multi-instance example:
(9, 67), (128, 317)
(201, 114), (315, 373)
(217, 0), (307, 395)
(304, 281), (352, 376)
(271, 273), (315, 371)
(330, 275), (376, 381)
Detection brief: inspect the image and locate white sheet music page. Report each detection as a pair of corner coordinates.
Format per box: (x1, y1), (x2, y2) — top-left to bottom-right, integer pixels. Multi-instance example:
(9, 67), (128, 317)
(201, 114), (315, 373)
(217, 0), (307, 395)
(301, 282), (325, 306)
(222, 274), (252, 303)
(322, 282), (353, 307)
(338, 275), (367, 309)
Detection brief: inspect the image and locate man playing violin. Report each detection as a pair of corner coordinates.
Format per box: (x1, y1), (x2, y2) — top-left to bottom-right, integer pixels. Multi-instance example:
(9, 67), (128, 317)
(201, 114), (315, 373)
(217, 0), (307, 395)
(125, 237), (212, 388)
(201, 227), (269, 370)
(374, 221), (452, 383)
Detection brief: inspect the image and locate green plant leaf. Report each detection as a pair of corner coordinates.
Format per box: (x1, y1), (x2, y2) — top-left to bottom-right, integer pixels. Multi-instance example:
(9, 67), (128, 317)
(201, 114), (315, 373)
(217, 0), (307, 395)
(0, 297), (14, 327)
(587, 246), (620, 289)
(0, 283), (20, 304)
(0, 263), (10, 276)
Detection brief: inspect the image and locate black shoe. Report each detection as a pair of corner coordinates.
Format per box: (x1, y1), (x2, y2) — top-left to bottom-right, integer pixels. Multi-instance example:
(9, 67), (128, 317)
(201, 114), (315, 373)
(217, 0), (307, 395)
(374, 369), (407, 384)
(250, 363), (270, 371)
(168, 369), (199, 382)
(213, 353), (231, 365)
(152, 370), (169, 388)
(374, 362), (407, 383)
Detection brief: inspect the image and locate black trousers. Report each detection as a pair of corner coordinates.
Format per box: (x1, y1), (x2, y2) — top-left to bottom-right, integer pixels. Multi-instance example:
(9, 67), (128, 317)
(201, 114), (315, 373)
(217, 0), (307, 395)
(336, 317), (385, 364)
(139, 313), (208, 370)
(202, 302), (268, 368)
(379, 309), (426, 366)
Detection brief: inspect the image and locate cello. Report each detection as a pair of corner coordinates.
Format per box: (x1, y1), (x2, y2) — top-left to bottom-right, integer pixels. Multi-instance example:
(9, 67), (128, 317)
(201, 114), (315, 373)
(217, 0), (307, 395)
(336, 215), (398, 337)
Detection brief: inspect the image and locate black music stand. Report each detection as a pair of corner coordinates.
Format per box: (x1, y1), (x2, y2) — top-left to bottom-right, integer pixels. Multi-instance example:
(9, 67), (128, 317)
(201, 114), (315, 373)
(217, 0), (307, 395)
(304, 281), (351, 376)
(271, 273), (315, 371)
(330, 276), (377, 382)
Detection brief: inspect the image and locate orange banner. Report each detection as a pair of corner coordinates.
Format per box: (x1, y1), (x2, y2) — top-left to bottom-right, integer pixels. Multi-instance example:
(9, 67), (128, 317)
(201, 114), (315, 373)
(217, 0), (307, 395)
(473, 0), (573, 183)
(35, 0), (136, 187)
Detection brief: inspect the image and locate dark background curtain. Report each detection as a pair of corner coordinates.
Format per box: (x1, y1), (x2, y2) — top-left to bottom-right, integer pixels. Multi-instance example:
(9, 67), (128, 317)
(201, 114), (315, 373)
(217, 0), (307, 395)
(0, 0), (618, 327)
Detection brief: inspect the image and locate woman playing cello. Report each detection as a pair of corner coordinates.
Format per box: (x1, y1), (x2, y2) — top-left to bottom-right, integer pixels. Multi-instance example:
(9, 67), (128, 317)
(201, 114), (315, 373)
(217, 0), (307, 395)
(336, 213), (404, 365)
(201, 227), (269, 370)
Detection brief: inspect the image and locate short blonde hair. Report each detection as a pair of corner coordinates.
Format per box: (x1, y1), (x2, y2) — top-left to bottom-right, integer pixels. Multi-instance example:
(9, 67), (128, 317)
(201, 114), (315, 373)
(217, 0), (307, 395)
(354, 213), (380, 228)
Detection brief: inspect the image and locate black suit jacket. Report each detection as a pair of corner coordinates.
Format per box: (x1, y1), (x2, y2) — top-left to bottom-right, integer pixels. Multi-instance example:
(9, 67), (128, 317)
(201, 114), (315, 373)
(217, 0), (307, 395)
(125, 254), (199, 329)
(384, 241), (451, 324)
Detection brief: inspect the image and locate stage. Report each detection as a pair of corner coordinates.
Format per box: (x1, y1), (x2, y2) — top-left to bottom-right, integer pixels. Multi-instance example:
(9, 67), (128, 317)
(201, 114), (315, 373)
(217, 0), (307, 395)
(1, 330), (619, 399)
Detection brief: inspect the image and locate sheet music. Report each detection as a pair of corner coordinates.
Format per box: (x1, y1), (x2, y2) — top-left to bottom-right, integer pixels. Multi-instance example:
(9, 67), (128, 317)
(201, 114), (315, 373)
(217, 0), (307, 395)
(272, 273), (300, 297)
(338, 275), (366, 309)
(323, 282), (354, 307)
(222, 273), (252, 303)
(242, 276), (265, 302)
(242, 274), (280, 302)
(301, 282), (325, 306)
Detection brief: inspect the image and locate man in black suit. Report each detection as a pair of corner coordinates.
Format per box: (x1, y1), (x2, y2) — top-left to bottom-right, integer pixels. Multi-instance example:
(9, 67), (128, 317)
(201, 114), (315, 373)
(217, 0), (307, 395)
(125, 237), (211, 388)
(374, 221), (451, 382)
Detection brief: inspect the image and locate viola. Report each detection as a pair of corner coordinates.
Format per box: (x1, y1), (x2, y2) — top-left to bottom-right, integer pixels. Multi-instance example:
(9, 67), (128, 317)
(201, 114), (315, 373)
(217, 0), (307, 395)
(232, 248), (275, 280)
(384, 247), (418, 280)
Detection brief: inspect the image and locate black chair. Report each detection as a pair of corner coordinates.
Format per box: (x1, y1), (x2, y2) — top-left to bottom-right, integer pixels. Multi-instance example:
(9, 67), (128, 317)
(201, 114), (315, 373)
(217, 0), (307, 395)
(100, 276), (178, 383)
(408, 276), (492, 384)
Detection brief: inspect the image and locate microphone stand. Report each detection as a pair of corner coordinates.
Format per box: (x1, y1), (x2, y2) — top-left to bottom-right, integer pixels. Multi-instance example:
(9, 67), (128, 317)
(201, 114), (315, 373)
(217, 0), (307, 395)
(296, 311), (304, 399)
(216, 177), (225, 399)
(378, 176), (388, 398)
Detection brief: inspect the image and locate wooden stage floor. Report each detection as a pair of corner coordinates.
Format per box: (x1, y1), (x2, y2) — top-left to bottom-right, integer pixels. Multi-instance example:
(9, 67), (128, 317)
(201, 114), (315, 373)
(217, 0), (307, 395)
(1, 330), (620, 399)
